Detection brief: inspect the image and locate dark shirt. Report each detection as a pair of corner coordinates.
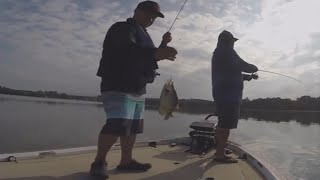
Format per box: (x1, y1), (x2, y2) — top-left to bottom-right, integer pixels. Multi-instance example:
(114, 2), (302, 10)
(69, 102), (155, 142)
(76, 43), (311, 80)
(211, 47), (257, 103)
(97, 18), (159, 94)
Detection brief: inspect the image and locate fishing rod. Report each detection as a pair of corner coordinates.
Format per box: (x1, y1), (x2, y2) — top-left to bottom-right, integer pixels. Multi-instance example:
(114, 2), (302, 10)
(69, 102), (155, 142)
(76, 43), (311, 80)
(156, 0), (188, 77)
(168, 0), (189, 32)
(166, 2), (303, 85)
(157, 0), (188, 77)
(258, 70), (304, 84)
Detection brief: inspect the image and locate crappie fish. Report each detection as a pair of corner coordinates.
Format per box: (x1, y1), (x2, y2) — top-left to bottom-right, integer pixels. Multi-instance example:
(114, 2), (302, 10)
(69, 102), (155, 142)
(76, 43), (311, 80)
(159, 78), (179, 120)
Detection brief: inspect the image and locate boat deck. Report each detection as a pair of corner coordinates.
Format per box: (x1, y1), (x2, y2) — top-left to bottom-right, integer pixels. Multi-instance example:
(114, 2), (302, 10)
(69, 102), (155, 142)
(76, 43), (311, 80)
(0, 144), (264, 180)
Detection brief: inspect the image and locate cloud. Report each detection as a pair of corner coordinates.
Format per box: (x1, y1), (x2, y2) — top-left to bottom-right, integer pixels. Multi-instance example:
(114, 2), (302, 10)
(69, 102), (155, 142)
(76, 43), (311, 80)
(0, 0), (319, 99)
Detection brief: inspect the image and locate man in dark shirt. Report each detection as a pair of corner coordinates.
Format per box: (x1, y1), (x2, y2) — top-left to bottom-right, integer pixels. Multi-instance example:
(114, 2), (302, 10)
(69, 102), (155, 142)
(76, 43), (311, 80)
(90, 1), (178, 178)
(211, 30), (258, 163)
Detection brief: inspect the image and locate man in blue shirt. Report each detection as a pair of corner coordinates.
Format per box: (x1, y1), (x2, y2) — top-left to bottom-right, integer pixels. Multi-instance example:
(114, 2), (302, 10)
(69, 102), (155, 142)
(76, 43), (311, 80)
(90, 1), (178, 178)
(211, 30), (258, 163)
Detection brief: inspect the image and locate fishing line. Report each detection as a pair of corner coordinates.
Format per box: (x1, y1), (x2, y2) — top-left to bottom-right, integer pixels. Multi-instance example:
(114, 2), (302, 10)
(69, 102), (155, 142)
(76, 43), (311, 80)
(160, 0), (188, 77)
(258, 70), (304, 84)
(165, 1), (303, 87)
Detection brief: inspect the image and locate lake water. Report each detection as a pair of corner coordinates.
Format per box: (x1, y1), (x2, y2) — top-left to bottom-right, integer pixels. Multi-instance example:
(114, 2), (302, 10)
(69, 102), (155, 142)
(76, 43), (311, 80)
(0, 94), (319, 180)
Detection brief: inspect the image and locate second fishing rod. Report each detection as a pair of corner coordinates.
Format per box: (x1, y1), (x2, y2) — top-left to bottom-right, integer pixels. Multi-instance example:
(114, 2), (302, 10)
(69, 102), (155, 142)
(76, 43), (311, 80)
(161, 0), (303, 85)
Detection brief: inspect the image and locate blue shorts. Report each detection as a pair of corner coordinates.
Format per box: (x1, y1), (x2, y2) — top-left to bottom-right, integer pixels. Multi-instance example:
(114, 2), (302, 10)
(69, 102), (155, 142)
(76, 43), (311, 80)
(100, 92), (145, 136)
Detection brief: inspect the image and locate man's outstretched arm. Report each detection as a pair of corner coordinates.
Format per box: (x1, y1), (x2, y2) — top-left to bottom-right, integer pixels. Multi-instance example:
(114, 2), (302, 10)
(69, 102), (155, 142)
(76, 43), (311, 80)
(224, 50), (258, 73)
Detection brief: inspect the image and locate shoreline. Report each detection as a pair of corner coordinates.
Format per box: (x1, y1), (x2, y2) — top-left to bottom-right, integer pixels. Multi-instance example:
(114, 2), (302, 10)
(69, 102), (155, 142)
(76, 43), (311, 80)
(2, 93), (320, 113)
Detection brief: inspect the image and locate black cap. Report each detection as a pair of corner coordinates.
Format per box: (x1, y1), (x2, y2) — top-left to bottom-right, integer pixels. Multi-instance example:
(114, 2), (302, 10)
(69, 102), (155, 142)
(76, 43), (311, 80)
(218, 30), (238, 42)
(136, 1), (164, 18)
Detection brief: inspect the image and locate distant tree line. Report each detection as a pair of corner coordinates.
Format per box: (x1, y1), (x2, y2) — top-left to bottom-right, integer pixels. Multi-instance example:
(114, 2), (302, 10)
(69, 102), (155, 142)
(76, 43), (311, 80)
(1, 85), (320, 112)
(241, 110), (320, 125)
(145, 98), (215, 114)
(241, 96), (320, 111)
(147, 96), (320, 113)
(0, 86), (98, 102)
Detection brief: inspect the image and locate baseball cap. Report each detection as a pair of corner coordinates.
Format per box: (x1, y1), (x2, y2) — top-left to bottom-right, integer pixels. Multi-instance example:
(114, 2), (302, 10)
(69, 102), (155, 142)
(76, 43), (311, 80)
(136, 1), (164, 18)
(218, 30), (239, 42)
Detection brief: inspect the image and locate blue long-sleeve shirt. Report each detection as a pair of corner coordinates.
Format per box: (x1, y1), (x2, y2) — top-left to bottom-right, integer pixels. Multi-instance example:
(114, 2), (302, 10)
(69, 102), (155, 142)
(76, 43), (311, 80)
(211, 47), (257, 103)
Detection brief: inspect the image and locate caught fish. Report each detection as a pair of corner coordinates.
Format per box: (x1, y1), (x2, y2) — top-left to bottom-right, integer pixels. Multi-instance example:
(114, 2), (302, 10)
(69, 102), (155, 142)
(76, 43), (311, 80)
(159, 78), (179, 120)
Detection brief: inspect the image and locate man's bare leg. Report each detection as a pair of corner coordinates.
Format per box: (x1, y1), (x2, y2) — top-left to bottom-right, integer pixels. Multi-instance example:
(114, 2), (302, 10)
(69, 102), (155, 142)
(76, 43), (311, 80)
(90, 129), (118, 177)
(119, 135), (136, 165)
(94, 132), (118, 163)
(117, 134), (152, 171)
(214, 127), (230, 158)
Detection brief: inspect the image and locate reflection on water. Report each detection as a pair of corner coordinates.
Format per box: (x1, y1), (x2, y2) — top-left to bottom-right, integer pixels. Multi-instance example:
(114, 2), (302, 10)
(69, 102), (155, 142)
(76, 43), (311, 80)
(241, 110), (320, 126)
(0, 94), (202, 154)
(0, 94), (319, 180)
(231, 119), (320, 180)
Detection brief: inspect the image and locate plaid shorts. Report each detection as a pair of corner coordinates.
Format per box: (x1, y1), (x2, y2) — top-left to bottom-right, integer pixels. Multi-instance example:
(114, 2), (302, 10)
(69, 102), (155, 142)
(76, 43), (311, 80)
(100, 92), (145, 136)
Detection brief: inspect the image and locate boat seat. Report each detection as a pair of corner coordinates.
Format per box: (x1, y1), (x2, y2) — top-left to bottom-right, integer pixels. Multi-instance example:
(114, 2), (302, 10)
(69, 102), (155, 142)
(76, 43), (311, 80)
(186, 115), (217, 155)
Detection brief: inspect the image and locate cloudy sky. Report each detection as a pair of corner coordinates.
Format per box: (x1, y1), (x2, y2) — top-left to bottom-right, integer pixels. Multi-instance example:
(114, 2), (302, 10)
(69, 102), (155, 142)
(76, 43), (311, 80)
(0, 0), (319, 100)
